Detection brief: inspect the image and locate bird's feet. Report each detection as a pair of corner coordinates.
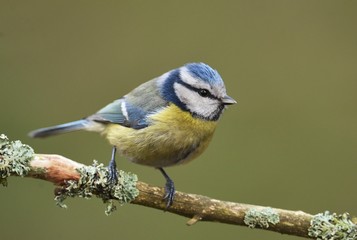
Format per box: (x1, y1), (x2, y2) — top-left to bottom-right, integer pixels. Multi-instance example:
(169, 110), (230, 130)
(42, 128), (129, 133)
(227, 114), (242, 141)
(108, 146), (118, 185)
(163, 177), (175, 209)
(158, 168), (175, 209)
(108, 160), (118, 185)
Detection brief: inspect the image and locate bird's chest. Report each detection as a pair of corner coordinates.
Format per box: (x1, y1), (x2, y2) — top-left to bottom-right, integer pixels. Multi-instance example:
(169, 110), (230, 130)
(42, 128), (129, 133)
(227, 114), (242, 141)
(103, 105), (217, 167)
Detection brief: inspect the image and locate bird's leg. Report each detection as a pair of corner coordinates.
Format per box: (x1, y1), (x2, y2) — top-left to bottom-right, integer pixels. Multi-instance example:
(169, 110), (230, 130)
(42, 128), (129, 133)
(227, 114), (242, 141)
(158, 168), (175, 208)
(108, 146), (118, 185)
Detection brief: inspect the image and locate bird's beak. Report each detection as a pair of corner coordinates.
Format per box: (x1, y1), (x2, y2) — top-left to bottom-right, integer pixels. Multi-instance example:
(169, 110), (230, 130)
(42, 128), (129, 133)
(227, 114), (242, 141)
(222, 95), (237, 105)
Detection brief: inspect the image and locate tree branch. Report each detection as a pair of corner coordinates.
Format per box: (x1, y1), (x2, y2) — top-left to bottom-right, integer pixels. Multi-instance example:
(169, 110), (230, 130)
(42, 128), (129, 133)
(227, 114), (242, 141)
(1, 134), (356, 239)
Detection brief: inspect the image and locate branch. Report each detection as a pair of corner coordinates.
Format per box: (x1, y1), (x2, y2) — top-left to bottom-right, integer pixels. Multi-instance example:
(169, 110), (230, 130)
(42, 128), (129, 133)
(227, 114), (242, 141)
(1, 134), (357, 239)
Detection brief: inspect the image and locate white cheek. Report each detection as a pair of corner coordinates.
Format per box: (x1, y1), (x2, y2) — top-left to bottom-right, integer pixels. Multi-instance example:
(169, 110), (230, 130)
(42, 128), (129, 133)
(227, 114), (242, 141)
(174, 83), (219, 118)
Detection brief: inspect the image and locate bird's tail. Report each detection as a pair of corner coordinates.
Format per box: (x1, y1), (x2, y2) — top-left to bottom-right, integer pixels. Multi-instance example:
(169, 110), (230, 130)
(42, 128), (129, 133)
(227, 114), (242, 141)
(28, 119), (90, 138)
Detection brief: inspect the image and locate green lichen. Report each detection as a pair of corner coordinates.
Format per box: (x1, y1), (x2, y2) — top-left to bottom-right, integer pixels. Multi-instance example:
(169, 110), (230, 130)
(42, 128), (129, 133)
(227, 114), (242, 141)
(244, 207), (280, 228)
(55, 160), (139, 215)
(0, 134), (34, 186)
(308, 211), (357, 240)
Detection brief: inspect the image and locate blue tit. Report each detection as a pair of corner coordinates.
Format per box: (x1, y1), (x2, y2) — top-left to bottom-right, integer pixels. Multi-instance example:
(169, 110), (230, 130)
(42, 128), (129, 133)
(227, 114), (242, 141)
(29, 62), (236, 207)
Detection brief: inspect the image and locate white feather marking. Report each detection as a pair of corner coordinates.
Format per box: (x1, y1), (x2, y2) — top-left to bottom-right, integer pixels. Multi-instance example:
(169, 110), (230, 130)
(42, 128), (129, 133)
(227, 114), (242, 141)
(84, 121), (105, 132)
(156, 71), (171, 87)
(180, 67), (212, 90)
(180, 67), (229, 100)
(121, 101), (129, 121)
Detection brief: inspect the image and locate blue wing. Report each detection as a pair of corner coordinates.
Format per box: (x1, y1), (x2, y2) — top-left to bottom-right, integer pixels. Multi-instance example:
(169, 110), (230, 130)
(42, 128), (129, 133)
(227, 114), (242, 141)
(88, 98), (150, 129)
(88, 79), (168, 129)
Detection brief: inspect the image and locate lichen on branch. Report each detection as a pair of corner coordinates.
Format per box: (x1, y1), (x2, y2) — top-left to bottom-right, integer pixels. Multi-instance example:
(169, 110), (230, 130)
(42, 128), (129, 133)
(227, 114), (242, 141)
(55, 160), (139, 215)
(308, 211), (357, 240)
(0, 134), (139, 214)
(244, 207), (280, 228)
(0, 134), (34, 186)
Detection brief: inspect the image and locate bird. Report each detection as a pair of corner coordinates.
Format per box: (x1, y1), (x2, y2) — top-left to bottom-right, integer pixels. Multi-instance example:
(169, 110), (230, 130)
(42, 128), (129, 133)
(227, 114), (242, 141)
(29, 62), (236, 208)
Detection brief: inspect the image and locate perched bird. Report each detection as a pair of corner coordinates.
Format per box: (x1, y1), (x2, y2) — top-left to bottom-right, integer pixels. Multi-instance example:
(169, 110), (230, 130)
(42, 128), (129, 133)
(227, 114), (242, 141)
(29, 63), (236, 207)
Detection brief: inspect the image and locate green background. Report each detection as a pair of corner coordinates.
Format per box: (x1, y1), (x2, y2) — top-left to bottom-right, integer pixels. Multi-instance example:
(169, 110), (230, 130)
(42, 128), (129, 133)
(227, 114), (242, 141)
(1, 1), (356, 239)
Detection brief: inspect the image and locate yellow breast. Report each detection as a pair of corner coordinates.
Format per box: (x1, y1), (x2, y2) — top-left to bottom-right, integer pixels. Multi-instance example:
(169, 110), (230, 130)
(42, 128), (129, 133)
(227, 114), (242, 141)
(102, 104), (217, 167)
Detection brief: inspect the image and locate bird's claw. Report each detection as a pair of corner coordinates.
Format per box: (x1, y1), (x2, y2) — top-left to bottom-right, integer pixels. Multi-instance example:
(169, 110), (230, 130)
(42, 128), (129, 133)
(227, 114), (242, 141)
(108, 166), (118, 185)
(163, 178), (175, 209)
(107, 146), (118, 185)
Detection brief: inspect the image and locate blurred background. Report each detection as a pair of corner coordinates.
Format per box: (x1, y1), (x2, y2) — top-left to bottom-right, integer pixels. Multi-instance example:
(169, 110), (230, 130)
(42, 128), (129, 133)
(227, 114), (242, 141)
(1, 1), (356, 239)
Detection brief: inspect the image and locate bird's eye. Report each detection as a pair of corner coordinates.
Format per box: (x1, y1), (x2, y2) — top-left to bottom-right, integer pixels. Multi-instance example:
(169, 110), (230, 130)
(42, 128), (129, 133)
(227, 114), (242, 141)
(198, 89), (209, 97)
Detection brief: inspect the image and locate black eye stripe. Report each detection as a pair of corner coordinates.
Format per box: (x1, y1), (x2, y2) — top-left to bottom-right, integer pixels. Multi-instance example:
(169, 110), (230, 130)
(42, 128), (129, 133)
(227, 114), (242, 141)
(177, 80), (218, 100)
